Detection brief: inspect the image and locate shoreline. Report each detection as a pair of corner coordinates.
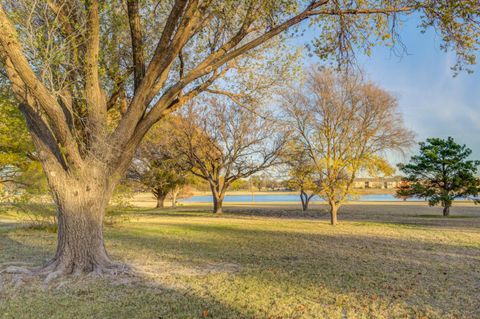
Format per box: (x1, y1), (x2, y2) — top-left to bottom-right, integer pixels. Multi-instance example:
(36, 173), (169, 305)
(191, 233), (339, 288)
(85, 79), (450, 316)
(191, 189), (397, 196)
(129, 193), (478, 208)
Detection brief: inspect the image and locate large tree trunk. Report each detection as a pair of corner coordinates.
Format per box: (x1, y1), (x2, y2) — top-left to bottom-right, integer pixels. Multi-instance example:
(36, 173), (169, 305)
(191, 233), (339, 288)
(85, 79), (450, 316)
(42, 168), (125, 277)
(152, 187), (168, 209)
(53, 194), (110, 274)
(329, 203), (338, 225)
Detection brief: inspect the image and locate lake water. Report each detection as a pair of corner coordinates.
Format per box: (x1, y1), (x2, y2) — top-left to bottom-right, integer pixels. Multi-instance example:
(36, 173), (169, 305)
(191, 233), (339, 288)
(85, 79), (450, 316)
(180, 193), (425, 203)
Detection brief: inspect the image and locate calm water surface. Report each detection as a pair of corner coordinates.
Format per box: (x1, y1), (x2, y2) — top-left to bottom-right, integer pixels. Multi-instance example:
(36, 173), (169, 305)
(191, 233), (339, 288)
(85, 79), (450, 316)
(180, 193), (425, 203)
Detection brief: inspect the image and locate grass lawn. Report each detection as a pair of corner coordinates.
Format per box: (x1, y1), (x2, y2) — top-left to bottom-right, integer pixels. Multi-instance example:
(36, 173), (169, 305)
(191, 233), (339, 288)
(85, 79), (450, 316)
(0, 204), (479, 318)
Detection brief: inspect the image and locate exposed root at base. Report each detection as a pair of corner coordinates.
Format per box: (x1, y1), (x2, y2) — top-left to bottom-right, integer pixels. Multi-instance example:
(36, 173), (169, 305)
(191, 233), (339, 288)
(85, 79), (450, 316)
(0, 259), (133, 285)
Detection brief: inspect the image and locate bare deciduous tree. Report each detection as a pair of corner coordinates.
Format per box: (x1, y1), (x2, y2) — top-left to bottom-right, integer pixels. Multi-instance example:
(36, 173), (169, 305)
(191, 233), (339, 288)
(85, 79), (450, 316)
(171, 98), (286, 214)
(283, 68), (414, 224)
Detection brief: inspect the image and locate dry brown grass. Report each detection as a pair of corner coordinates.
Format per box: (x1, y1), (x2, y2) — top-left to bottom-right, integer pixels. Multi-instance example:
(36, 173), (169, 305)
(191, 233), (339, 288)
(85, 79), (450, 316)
(0, 204), (479, 318)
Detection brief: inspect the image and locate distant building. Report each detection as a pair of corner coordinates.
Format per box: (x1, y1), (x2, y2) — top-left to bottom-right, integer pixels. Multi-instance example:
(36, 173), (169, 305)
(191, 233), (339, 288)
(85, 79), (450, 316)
(353, 177), (402, 189)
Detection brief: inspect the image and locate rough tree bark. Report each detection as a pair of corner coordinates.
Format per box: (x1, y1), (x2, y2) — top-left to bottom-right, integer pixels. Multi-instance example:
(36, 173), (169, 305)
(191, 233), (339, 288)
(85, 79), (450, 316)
(37, 162), (128, 279)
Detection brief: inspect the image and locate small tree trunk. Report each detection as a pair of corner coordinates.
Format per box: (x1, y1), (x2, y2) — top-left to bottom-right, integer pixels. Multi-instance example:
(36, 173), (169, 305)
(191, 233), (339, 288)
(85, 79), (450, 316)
(171, 193), (177, 208)
(171, 188), (179, 208)
(155, 194), (166, 208)
(300, 191), (308, 211)
(443, 205), (450, 217)
(329, 203), (338, 225)
(209, 181), (226, 214)
(302, 200), (309, 211)
(213, 195), (224, 214)
(303, 197), (311, 211)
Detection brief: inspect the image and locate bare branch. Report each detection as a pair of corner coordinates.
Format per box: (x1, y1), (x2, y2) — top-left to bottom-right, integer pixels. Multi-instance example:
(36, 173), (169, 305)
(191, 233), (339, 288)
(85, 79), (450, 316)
(310, 6), (414, 16)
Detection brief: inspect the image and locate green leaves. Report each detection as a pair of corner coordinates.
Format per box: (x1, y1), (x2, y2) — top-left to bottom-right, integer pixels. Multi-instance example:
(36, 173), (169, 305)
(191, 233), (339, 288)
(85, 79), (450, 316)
(0, 97), (33, 167)
(310, 0), (480, 72)
(397, 137), (480, 208)
(0, 96), (48, 194)
(131, 118), (191, 198)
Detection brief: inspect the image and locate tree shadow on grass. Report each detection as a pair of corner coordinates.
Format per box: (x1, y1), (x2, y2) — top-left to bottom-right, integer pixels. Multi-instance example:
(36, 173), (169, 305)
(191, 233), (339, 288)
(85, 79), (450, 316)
(110, 221), (480, 318)
(209, 204), (480, 230)
(0, 226), (250, 319)
(334, 204), (480, 230)
(0, 226), (53, 268)
(112, 220), (480, 267)
(2, 217), (480, 318)
(0, 275), (248, 319)
(136, 204), (480, 231)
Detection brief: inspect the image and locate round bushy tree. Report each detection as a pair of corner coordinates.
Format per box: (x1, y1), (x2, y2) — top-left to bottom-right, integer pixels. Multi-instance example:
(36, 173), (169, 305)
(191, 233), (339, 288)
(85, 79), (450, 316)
(397, 137), (480, 216)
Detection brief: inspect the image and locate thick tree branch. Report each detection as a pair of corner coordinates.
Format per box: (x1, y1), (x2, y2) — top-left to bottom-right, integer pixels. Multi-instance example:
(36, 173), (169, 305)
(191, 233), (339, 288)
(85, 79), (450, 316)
(130, 67), (230, 147)
(111, 0), (205, 147)
(127, 0), (146, 91)
(19, 103), (68, 173)
(1, 56), (66, 173)
(0, 7), (82, 167)
(0, 7), (67, 142)
(85, 0), (107, 145)
(310, 6), (414, 16)
(141, 0), (332, 127)
(115, 2), (337, 162)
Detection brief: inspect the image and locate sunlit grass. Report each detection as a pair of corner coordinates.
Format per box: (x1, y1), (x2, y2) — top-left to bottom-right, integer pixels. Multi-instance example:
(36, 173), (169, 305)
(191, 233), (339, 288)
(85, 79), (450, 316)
(1, 204), (479, 318)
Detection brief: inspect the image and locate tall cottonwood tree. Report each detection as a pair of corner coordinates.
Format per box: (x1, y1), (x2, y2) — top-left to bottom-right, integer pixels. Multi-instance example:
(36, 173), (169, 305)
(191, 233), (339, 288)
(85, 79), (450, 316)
(283, 68), (413, 224)
(0, 0), (478, 276)
(170, 99), (286, 214)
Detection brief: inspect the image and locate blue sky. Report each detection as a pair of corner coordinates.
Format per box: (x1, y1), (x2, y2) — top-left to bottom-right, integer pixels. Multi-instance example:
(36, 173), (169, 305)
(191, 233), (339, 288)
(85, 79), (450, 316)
(292, 15), (480, 163)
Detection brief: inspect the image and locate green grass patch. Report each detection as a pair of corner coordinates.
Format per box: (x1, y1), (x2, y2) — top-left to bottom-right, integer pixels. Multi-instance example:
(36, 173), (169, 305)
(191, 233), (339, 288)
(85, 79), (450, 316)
(1, 205), (479, 318)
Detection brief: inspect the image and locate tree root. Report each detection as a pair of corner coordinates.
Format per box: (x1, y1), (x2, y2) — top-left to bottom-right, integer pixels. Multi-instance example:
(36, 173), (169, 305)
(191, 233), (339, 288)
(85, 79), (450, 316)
(0, 259), (133, 285)
(1, 265), (34, 275)
(0, 261), (35, 268)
